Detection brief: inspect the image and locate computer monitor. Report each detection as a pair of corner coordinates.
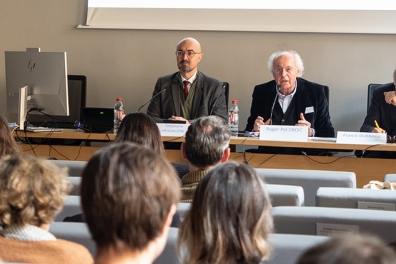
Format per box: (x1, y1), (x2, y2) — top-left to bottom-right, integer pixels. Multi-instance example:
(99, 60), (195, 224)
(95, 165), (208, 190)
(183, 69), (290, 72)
(5, 48), (69, 130)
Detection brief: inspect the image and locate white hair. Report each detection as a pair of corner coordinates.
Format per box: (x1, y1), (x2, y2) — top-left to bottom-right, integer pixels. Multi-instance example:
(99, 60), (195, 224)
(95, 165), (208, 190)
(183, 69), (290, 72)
(267, 50), (304, 77)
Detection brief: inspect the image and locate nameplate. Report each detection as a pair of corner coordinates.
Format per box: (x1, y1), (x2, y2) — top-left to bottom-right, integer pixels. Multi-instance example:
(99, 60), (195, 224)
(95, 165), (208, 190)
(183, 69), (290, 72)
(336, 131), (387, 145)
(259, 125), (308, 142)
(358, 201), (395, 211)
(157, 124), (189, 137)
(316, 223), (359, 236)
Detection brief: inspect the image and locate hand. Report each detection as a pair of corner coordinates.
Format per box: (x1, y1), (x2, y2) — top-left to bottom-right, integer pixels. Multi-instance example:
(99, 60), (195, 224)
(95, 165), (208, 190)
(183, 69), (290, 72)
(169, 116), (190, 124)
(384, 91), (396, 106)
(296, 113), (312, 137)
(372, 127), (386, 134)
(253, 116), (270, 132)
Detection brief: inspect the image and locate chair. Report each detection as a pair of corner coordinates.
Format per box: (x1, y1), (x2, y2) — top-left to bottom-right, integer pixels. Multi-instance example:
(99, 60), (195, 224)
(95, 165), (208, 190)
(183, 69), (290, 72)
(68, 176), (82, 195)
(49, 160), (87, 176)
(384, 174), (396, 182)
(272, 206), (396, 243)
(367, 83), (382, 113)
(266, 184), (305, 207)
(316, 187), (396, 209)
(153, 227), (180, 264)
(263, 234), (329, 264)
(172, 163), (189, 180)
(256, 169), (356, 206)
(49, 222), (95, 257)
(54, 195), (82, 222)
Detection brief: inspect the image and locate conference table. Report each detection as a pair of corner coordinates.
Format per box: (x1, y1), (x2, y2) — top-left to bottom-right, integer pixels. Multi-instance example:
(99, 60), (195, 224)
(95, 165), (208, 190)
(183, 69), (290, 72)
(15, 129), (396, 188)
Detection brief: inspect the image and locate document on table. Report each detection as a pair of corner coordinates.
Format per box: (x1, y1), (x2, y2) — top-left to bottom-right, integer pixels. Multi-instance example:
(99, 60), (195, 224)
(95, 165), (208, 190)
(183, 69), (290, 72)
(309, 137), (337, 142)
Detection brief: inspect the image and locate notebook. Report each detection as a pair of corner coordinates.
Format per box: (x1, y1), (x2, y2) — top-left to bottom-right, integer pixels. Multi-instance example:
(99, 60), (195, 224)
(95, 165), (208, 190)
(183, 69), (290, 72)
(82, 107), (114, 133)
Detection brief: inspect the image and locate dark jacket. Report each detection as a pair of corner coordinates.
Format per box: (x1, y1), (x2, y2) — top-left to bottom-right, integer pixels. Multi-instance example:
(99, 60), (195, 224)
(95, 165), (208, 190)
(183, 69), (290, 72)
(147, 71), (228, 122)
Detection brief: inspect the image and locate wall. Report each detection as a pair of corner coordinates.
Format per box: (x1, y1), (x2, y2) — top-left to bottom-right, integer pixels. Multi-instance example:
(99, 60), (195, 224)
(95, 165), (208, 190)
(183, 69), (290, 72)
(1, 1), (396, 133)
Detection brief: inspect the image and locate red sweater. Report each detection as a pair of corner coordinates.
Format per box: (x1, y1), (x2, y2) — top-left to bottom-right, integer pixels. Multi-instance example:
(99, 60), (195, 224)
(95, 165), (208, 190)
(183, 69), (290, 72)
(0, 236), (93, 264)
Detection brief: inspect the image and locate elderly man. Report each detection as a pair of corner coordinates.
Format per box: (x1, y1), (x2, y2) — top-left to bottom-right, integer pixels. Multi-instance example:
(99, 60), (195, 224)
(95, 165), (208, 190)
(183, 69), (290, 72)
(147, 37), (228, 124)
(180, 116), (231, 202)
(245, 51), (334, 138)
(359, 69), (396, 158)
(81, 143), (180, 264)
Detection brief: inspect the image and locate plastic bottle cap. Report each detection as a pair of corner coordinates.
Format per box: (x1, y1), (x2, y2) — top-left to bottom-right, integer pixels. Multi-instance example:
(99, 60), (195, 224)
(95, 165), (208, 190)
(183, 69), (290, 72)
(117, 98), (122, 101)
(232, 100), (238, 104)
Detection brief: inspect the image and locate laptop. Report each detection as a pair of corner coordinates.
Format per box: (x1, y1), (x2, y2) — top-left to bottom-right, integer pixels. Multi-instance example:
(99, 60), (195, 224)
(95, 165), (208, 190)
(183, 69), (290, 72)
(82, 107), (114, 133)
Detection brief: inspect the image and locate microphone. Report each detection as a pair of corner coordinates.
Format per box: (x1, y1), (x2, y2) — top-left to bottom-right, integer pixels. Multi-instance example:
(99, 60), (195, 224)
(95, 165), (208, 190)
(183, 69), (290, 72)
(209, 83), (227, 116)
(269, 85), (280, 125)
(138, 88), (167, 112)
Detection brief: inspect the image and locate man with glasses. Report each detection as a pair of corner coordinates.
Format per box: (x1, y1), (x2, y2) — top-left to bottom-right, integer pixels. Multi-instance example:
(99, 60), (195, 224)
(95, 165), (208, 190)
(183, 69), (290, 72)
(245, 51), (334, 153)
(147, 37), (227, 124)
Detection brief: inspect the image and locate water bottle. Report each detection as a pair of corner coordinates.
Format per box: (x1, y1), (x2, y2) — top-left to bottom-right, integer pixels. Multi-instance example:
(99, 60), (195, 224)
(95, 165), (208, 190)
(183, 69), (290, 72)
(114, 98), (124, 134)
(229, 100), (239, 137)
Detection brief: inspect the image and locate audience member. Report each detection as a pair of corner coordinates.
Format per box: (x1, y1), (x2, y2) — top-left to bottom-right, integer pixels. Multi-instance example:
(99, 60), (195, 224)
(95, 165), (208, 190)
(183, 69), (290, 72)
(0, 115), (18, 156)
(0, 153), (93, 264)
(81, 142), (180, 264)
(296, 233), (396, 264)
(178, 161), (273, 264)
(360, 68), (396, 158)
(180, 115), (230, 202)
(115, 112), (164, 154)
(147, 37), (228, 123)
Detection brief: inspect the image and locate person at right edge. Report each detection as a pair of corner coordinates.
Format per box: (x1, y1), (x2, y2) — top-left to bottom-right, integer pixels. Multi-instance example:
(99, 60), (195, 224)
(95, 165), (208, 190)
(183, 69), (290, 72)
(245, 50), (334, 155)
(359, 68), (396, 158)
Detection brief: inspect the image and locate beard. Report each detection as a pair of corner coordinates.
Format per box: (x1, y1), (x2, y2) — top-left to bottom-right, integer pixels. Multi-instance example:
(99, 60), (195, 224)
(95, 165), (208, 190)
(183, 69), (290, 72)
(178, 61), (195, 73)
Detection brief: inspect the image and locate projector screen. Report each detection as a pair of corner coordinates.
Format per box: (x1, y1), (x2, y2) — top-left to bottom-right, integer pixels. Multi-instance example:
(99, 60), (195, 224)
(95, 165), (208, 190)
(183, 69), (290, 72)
(78, 0), (396, 34)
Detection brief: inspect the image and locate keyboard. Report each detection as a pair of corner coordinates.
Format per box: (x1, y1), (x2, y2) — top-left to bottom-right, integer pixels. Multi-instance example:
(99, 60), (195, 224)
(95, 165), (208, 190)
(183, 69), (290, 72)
(29, 122), (76, 129)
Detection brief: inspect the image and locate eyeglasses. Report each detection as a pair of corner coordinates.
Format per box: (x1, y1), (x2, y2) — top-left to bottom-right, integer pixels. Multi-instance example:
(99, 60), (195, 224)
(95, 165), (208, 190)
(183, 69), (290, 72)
(176, 50), (201, 58)
(273, 67), (294, 74)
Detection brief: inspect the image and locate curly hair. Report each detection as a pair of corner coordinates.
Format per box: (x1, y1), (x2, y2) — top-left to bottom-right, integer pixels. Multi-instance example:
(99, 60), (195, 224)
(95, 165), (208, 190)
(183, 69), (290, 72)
(178, 162), (273, 264)
(0, 115), (18, 157)
(0, 153), (70, 227)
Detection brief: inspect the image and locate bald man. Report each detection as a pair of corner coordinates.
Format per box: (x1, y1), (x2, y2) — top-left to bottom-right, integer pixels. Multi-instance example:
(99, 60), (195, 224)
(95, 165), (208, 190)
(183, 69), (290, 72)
(147, 38), (228, 124)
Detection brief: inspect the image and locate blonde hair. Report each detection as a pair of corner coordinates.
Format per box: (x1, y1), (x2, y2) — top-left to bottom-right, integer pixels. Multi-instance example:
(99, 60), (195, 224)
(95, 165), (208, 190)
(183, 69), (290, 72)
(0, 115), (18, 157)
(0, 153), (70, 227)
(178, 162), (273, 264)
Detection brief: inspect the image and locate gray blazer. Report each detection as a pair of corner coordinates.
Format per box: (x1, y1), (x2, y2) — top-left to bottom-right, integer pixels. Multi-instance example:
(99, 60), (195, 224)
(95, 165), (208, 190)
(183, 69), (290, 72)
(147, 71), (228, 122)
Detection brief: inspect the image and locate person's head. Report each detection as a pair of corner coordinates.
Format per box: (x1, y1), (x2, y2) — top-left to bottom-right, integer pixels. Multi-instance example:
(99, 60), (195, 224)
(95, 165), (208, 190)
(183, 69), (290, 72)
(393, 68), (396, 86)
(182, 116), (231, 170)
(81, 142), (180, 258)
(176, 37), (203, 77)
(114, 112), (164, 154)
(0, 115), (18, 157)
(178, 161), (273, 264)
(0, 153), (70, 228)
(296, 233), (396, 264)
(268, 51), (304, 93)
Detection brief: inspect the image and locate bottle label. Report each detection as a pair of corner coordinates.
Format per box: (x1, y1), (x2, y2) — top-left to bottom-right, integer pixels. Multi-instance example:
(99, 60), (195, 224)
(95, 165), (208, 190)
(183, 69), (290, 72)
(119, 111), (124, 120)
(229, 113), (239, 122)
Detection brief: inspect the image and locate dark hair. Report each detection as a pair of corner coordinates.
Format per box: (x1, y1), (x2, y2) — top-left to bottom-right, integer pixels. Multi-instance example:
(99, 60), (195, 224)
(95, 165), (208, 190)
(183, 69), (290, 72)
(0, 115), (18, 156)
(81, 142), (180, 252)
(178, 162), (273, 264)
(114, 112), (164, 154)
(185, 116), (230, 168)
(296, 233), (396, 264)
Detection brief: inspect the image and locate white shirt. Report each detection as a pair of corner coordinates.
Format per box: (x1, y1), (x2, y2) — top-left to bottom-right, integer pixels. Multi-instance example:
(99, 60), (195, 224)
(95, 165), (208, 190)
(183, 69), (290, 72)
(278, 82), (297, 114)
(181, 71), (198, 92)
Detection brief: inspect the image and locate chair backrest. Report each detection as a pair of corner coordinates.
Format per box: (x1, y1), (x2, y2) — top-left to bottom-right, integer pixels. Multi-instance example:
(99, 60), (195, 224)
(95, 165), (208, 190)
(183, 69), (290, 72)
(255, 169), (356, 206)
(262, 234), (329, 264)
(384, 174), (396, 182)
(316, 187), (396, 210)
(367, 83), (382, 114)
(223, 82), (230, 109)
(49, 222), (95, 257)
(266, 184), (305, 207)
(153, 227), (181, 264)
(49, 160), (87, 176)
(272, 206), (396, 243)
(68, 176), (82, 195)
(54, 195), (82, 222)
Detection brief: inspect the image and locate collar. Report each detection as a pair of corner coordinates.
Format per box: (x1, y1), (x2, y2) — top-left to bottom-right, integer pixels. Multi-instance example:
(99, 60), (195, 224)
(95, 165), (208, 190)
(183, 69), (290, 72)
(181, 71), (198, 84)
(277, 80), (298, 98)
(0, 224), (56, 241)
